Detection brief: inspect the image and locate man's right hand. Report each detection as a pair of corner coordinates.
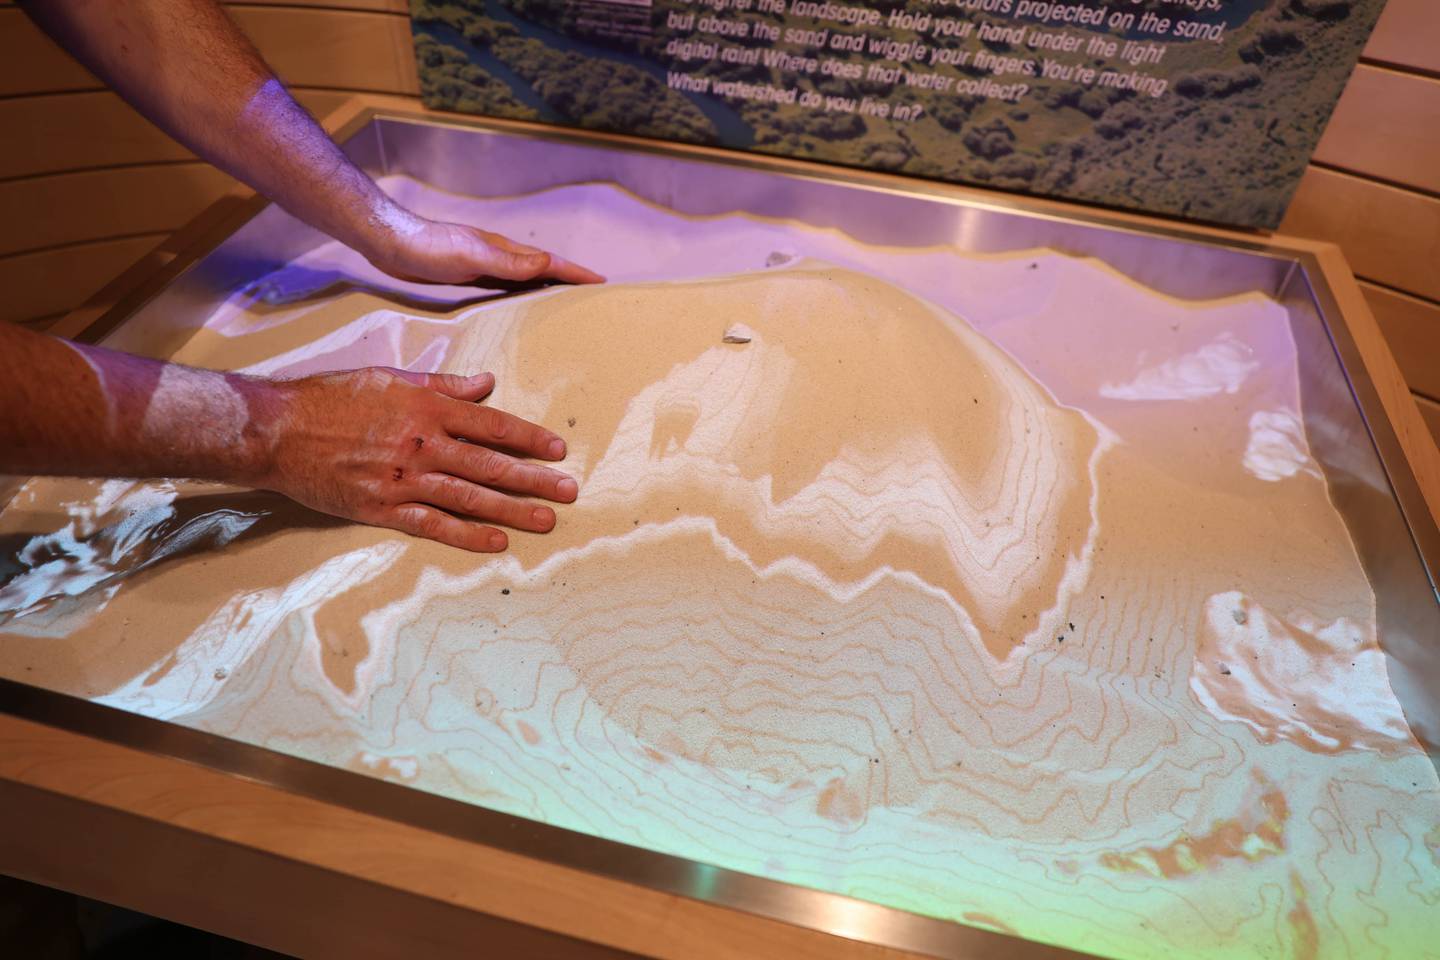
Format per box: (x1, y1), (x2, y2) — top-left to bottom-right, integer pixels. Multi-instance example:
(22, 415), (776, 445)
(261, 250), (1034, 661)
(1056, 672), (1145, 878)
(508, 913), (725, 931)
(259, 367), (577, 552)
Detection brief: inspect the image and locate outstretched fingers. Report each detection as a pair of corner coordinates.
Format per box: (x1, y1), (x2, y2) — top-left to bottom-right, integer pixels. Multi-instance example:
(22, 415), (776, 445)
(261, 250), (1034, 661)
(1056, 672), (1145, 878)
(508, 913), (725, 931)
(386, 503), (509, 553)
(361, 369), (580, 550)
(442, 399), (569, 462)
(415, 472), (559, 533)
(432, 439), (577, 503)
(473, 229), (604, 285)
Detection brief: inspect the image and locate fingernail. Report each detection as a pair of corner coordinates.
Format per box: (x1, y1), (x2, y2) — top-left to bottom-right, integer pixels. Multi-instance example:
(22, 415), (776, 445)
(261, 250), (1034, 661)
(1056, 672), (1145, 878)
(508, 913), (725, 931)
(489, 532), (507, 550)
(547, 438), (566, 459)
(531, 507), (555, 529)
(557, 477), (578, 501)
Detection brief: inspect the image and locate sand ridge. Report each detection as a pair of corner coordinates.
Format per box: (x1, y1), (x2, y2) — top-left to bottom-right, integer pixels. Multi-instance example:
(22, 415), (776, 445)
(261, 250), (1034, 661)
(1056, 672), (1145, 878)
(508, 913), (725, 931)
(462, 263), (1108, 661)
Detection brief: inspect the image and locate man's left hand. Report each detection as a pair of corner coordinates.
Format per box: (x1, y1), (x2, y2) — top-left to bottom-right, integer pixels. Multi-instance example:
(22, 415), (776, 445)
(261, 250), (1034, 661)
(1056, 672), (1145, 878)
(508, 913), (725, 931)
(367, 217), (605, 287)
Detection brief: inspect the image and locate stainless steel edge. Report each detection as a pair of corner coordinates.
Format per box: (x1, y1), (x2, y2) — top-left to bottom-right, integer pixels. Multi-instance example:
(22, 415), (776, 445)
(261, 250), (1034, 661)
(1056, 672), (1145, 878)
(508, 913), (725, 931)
(366, 110), (1302, 303)
(1289, 259), (1440, 597)
(1280, 256), (1440, 756)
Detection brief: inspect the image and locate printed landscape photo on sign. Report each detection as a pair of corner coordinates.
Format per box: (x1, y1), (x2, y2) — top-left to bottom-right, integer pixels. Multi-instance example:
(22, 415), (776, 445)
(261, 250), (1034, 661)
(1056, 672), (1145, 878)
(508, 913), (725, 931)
(408, 0), (1388, 228)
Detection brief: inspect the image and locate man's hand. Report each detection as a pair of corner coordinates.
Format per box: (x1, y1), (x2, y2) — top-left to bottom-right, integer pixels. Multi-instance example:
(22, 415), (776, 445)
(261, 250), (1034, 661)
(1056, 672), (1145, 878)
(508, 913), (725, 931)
(0, 324), (577, 553)
(263, 368), (577, 552)
(366, 218), (605, 288)
(18, 2), (604, 292)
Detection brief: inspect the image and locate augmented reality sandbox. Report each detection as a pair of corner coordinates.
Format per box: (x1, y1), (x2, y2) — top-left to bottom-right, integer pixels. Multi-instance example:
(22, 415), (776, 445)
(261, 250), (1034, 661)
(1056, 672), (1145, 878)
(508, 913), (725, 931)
(1, 117), (1437, 960)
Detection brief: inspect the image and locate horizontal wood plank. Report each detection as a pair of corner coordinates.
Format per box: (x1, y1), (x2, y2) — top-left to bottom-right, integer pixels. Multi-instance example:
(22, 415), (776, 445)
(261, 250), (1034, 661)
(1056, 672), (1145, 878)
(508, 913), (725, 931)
(1362, 0), (1439, 75)
(1361, 282), (1440, 402)
(1314, 65), (1440, 195)
(0, 234), (168, 325)
(0, 163), (236, 258)
(1279, 167), (1440, 303)
(234, 6), (419, 93)
(0, 7), (97, 96)
(15, 312), (67, 333)
(0, 88), (360, 182)
(0, 91), (192, 180)
(0, 7), (418, 98)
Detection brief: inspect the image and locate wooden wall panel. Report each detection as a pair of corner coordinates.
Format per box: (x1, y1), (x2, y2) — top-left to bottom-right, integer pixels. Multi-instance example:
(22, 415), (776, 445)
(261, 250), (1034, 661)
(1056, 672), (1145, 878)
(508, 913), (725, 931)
(0, 88), (363, 181)
(1280, 167), (1440, 303)
(0, 235), (168, 325)
(1310, 0), (1440, 436)
(1361, 283), (1440, 402)
(0, 6), (418, 99)
(0, 7), (97, 96)
(229, 7), (418, 95)
(0, 163), (237, 257)
(1313, 65), (1440, 195)
(0, 91), (194, 181)
(1362, 0), (1440, 74)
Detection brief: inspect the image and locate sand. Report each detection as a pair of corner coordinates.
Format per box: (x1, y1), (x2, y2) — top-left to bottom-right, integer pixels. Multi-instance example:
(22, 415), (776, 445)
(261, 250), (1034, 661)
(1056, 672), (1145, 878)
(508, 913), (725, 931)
(0, 178), (1436, 960)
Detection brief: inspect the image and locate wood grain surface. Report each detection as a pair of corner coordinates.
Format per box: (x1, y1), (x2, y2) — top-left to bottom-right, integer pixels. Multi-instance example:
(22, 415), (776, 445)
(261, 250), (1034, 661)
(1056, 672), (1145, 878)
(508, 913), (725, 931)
(0, 6), (420, 97)
(1362, 282), (1440, 402)
(1279, 167), (1440, 303)
(1313, 64), (1440, 194)
(0, 88), (362, 181)
(1361, 0), (1440, 73)
(0, 163), (237, 258)
(0, 234), (169, 324)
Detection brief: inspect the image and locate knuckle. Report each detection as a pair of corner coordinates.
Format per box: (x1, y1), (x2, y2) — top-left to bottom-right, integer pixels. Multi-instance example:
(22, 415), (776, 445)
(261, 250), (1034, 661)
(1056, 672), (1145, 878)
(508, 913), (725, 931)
(512, 252), (547, 278)
(438, 474), (483, 512)
(415, 510), (448, 540)
(518, 465), (551, 496)
(355, 367), (396, 392)
(482, 407), (508, 440)
(478, 452), (511, 486)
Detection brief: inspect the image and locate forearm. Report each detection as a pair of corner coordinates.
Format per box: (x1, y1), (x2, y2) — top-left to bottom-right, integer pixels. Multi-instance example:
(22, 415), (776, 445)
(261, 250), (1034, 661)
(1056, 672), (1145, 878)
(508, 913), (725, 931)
(0, 322), (277, 484)
(18, 0), (412, 264)
(2, 322), (578, 553)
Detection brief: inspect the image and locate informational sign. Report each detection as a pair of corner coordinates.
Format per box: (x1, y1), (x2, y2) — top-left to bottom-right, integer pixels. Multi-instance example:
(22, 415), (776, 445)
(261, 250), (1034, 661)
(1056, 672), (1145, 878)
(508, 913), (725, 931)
(409, 0), (1388, 228)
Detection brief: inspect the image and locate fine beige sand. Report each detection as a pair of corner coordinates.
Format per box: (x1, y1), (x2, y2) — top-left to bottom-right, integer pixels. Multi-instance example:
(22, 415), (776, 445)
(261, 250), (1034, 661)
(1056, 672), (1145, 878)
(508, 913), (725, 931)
(0, 180), (1436, 960)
